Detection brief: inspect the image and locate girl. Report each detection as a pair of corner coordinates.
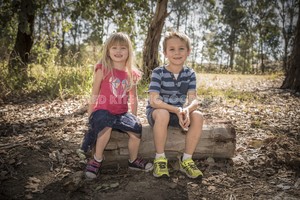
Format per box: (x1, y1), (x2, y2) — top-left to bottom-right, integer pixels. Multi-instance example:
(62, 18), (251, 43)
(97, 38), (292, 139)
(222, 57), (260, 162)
(82, 32), (153, 179)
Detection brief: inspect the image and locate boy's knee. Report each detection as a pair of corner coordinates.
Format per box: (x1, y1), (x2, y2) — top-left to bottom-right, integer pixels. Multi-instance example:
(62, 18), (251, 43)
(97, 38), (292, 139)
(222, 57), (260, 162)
(152, 109), (170, 121)
(191, 111), (204, 123)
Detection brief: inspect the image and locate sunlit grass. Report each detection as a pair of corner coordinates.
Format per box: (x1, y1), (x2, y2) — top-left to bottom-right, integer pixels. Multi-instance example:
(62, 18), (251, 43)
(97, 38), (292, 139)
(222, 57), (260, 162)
(28, 64), (93, 98)
(0, 63), (93, 100)
(196, 73), (284, 102)
(0, 63), (284, 102)
(197, 87), (259, 102)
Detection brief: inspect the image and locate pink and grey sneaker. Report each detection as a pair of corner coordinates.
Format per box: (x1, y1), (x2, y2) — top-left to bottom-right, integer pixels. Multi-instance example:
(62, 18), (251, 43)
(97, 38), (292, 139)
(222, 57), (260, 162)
(128, 157), (153, 172)
(85, 158), (102, 179)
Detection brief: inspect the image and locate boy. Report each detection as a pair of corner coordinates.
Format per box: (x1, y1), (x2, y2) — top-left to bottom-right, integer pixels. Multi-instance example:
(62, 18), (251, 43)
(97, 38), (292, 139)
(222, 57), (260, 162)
(146, 31), (204, 179)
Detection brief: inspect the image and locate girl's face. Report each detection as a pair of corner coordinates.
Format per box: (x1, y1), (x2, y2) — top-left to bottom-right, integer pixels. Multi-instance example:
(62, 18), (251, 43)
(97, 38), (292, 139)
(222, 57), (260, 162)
(109, 43), (129, 64)
(164, 37), (190, 67)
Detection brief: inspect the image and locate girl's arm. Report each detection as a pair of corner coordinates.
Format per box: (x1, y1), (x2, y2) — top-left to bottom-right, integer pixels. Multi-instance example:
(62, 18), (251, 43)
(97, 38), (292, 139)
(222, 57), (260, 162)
(87, 69), (103, 117)
(129, 85), (138, 116)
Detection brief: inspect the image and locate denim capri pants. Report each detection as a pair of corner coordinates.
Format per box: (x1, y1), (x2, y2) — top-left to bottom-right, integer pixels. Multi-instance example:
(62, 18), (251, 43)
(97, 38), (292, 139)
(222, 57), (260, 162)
(81, 109), (142, 152)
(146, 107), (181, 128)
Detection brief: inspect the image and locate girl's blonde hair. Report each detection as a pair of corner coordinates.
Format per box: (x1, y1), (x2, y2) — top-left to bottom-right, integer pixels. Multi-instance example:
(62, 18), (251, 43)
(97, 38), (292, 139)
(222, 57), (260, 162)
(99, 32), (140, 90)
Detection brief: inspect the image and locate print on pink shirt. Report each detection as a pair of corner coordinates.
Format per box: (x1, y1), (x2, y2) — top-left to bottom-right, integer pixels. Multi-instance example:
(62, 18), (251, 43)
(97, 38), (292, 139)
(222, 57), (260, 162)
(109, 76), (128, 98)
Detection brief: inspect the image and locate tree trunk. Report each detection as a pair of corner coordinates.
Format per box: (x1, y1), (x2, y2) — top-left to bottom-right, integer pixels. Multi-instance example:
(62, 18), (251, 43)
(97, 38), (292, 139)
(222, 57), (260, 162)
(142, 0), (169, 80)
(59, 0), (66, 66)
(282, 25), (289, 73)
(281, 3), (300, 92)
(8, 0), (35, 80)
(102, 122), (236, 163)
(228, 29), (236, 70)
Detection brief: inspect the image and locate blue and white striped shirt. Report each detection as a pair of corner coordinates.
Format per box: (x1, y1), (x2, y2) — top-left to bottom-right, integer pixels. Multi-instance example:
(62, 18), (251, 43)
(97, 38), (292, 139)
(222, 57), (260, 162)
(147, 65), (197, 108)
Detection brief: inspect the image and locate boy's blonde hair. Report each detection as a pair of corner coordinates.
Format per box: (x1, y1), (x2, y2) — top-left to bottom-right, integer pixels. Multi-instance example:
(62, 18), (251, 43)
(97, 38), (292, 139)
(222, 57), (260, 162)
(100, 32), (139, 90)
(162, 31), (191, 53)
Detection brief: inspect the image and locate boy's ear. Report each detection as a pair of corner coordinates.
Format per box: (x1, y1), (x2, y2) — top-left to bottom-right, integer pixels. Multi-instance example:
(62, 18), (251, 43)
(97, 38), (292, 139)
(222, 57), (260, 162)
(188, 49), (192, 56)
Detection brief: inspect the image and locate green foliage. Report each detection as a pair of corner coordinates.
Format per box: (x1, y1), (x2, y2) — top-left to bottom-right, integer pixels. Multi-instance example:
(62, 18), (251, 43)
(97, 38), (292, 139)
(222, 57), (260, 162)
(28, 64), (93, 99)
(31, 38), (60, 66)
(0, 62), (93, 101)
(0, 1), (18, 60)
(137, 79), (149, 99)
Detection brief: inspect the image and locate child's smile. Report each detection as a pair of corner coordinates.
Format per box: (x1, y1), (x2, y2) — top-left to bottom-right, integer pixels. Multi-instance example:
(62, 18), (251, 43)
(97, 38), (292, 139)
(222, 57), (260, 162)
(164, 37), (190, 67)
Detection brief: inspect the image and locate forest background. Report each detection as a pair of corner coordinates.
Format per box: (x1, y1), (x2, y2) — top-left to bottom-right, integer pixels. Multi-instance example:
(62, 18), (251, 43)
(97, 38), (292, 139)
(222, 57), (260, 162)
(0, 0), (299, 101)
(0, 1), (300, 199)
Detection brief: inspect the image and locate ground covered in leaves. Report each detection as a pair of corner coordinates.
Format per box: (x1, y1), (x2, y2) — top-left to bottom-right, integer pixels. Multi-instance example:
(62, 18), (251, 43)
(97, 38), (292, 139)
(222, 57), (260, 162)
(0, 74), (299, 200)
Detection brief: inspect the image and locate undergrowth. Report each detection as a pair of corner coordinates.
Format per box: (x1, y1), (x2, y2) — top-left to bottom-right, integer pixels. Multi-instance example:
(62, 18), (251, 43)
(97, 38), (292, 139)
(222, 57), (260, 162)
(0, 63), (93, 102)
(0, 61), (282, 103)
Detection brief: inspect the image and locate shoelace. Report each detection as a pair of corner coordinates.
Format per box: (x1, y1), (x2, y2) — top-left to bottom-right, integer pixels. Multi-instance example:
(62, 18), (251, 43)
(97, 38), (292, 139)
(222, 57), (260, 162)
(86, 160), (101, 173)
(133, 158), (147, 167)
(184, 161), (198, 172)
(155, 161), (167, 169)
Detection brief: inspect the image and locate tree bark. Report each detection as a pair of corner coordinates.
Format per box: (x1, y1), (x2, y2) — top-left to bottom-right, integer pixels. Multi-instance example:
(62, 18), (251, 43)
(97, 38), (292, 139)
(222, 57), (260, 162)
(102, 122), (236, 163)
(228, 29), (236, 70)
(281, 3), (300, 92)
(8, 0), (35, 80)
(142, 0), (169, 80)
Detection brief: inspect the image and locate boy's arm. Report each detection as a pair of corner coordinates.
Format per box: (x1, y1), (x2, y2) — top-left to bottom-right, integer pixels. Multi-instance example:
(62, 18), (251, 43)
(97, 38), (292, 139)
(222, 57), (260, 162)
(185, 90), (199, 113)
(179, 90), (199, 129)
(149, 91), (186, 128)
(149, 92), (181, 114)
(87, 69), (103, 117)
(129, 85), (138, 116)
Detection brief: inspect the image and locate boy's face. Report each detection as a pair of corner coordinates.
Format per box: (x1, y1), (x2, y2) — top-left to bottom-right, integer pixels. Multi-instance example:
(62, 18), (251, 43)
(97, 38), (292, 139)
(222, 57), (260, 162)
(164, 37), (190, 67)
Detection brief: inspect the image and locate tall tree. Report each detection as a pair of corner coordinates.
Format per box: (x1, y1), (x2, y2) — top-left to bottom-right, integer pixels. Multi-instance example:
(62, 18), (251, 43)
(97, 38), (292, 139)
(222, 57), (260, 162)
(281, 2), (300, 92)
(142, 0), (169, 79)
(169, 0), (190, 31)
(0, 0), (17, 60)
(221, 0), (246, 70)
(253, 0), (279, 73)
(8, 0), (36, 80)
(276, 0), (298, 73)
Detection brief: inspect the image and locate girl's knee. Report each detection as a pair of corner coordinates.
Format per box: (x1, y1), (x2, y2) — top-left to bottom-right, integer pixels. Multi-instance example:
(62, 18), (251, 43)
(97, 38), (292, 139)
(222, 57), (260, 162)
(128, 132), (141, 140)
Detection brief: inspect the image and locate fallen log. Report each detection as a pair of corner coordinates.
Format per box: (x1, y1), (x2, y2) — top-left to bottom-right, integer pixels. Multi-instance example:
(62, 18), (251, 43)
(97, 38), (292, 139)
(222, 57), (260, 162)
(102, 121), (236, 163)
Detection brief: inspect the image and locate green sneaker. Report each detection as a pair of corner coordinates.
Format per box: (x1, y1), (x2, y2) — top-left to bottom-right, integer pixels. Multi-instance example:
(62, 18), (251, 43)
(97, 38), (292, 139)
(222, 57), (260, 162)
(153, 157), (169, 178)
(179, 158), (203, 179)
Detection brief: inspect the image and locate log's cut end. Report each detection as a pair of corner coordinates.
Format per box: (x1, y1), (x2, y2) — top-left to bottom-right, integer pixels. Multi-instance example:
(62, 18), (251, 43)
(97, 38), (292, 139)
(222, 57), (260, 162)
(103, 121), (236, 163)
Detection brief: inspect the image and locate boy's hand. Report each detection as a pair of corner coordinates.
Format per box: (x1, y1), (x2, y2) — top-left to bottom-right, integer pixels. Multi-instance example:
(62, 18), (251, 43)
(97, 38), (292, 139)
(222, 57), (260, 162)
(182, 108), (190, 130)
(176, 107), (190, 131)
(176, 107), (185, 129)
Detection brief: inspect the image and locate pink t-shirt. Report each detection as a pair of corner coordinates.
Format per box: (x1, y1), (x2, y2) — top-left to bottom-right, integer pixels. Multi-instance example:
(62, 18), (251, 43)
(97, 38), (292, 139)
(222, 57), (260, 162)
(93, 64), (140, 114)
